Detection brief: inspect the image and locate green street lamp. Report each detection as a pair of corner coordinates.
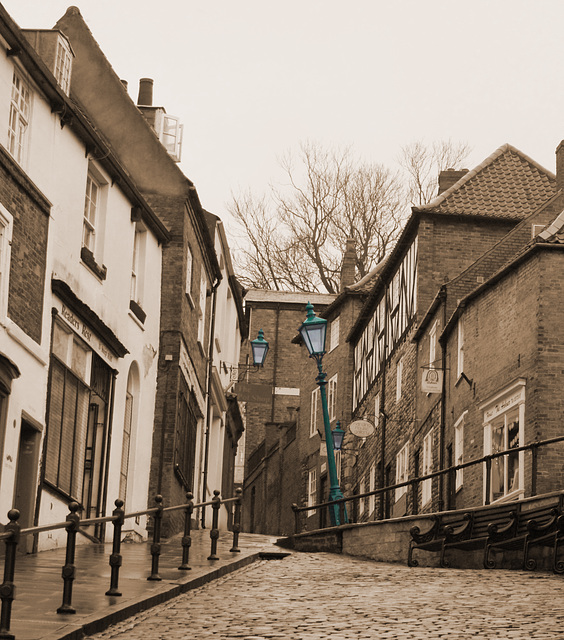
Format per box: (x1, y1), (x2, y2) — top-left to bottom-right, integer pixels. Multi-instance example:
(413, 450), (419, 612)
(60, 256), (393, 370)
(332, 421), (345, 451)
(299, 302), (347, 526)
(250, 328), (269, 366)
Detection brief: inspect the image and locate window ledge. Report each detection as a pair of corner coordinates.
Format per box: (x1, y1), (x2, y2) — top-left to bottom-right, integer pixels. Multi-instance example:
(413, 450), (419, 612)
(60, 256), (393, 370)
(129, 299), (146, 324)
(81, 246), (107, 281)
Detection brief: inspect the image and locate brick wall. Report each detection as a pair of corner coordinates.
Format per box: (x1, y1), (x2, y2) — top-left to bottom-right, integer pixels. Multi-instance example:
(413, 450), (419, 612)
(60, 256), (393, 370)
(417, 214), (515, 318)
(1, 151), (50, 343)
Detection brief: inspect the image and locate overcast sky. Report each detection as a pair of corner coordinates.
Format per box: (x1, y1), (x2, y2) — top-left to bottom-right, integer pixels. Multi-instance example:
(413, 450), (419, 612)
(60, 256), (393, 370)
(4, 1), (564, 241)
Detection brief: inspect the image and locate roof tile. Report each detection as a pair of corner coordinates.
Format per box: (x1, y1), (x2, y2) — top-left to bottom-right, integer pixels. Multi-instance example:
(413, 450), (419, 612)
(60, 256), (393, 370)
(418, 144), (555, 220)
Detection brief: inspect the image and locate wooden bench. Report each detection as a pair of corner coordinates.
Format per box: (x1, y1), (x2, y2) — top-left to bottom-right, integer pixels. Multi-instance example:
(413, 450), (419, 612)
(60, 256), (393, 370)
(407, 512), (471, 568)
(523, 503), (564, 574)
(408, 504), (519, 569)
(485, 495), (563, 570)
(442, 503), (519, 568)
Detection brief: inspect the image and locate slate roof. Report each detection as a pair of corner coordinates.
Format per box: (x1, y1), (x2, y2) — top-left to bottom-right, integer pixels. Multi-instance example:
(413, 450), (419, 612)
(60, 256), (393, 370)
(416, 144), (555, 220)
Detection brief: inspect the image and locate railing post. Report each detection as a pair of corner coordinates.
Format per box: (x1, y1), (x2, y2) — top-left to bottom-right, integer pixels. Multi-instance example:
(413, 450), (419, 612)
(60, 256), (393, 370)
(147, 495), (163, 581)
(230, 488), (242, 553)
(105, 499), (125, 596)
(291, 504), (300, 534)
(411, 480), (418, 516)
(448, 466), (456, 510)
(57, 502), (80, 614)
(207, 490), (221, 560)
(338, 500), (346, 527)
(178, 492), (194, 570)
(484, 457), (492, 505)
(0, 509), (20, 640)
(531, 443), (538, 496)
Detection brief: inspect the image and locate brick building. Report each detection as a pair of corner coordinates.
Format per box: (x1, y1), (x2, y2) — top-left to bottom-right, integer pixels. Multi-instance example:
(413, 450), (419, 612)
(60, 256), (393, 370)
(237, 289), (335, 535)
(52, 7), (240, 535)
(349, 144), (558, 521)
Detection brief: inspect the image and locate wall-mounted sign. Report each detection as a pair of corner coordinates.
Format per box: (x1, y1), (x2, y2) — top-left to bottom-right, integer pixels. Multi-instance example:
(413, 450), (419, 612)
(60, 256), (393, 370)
(421, 368), (443, 394)
(349, 419), (375, 438)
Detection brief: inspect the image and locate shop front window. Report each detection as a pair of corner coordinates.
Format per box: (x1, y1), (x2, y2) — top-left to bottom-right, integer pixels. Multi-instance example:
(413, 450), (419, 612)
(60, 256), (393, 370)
(490, 408), (520, 502)
(482, 379), (525, 504)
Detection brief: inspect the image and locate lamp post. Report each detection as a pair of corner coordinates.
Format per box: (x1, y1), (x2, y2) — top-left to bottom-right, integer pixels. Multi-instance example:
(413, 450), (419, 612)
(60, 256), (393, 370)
(299, 302), (347, 526)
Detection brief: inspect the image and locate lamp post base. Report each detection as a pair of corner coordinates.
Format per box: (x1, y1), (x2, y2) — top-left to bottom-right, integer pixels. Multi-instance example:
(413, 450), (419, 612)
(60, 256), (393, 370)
(328, 487), (348, 526)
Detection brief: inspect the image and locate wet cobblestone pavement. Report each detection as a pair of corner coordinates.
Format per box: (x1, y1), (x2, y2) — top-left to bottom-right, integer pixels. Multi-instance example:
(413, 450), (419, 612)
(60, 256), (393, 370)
(90, 551), (564, 639)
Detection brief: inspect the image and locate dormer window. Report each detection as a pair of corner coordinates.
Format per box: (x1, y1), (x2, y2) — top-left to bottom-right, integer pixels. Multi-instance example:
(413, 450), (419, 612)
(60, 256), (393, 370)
(54, 36), (73, 95)
(161, 114), (183, 162)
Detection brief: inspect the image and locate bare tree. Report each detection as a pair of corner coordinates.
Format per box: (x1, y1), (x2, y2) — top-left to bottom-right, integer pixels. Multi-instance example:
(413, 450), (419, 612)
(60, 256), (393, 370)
(230, 141), (405, 294)
(400, 139), (472, 207)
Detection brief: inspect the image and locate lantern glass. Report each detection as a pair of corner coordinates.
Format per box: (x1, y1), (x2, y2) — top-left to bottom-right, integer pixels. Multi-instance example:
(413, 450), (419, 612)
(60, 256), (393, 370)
(251, 329), (269, 366)
(332, 422), (345, 451)
(299, 302), (327, 357)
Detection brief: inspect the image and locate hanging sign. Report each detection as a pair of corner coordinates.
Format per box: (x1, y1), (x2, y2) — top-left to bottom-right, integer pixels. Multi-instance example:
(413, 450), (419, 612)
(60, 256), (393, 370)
(421, 368), (443, 394)
(349, 419), (375, 438)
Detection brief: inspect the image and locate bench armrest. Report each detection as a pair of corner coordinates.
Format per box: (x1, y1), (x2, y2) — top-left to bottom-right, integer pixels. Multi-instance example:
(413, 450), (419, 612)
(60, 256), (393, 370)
(487, 510), (517, 538)
(409, 515), (439, 544)
(444, 513), (473, 542)
(526, 508), (559, 535)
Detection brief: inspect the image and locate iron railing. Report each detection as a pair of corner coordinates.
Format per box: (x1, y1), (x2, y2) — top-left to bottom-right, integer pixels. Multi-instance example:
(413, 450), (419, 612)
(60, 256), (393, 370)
(292, 435), (564, 534)
(0, 488), (243, 639)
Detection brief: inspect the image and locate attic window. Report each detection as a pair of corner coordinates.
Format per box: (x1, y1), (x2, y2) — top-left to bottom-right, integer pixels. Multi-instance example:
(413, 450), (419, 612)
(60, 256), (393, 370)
(161, 114), (183, 162)
(54, 36), (72, 95)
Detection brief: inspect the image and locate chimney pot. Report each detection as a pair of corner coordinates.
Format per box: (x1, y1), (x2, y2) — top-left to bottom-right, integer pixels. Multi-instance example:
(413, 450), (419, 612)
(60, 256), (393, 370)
(137, 78), (153, 106)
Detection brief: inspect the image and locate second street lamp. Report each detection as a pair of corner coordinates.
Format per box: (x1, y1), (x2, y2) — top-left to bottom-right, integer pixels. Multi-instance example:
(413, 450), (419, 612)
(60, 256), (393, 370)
(299, 302), (347, 526)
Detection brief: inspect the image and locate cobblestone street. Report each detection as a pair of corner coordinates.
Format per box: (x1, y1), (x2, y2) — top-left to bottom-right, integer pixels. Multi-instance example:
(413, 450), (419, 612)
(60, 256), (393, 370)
(90, 551), (564, 639)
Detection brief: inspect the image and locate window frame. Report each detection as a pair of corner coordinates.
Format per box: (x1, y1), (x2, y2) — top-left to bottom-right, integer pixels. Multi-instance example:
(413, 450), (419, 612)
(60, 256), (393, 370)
(456, 318), (464, 379)
(429, 321), (437, 370)
(395, 441), (409, 501)
(327, 373), (338, 422)
(421, 429), (433, 506)
(54, 36), (73, 95)
(368, 462), (376, 516)
(310, 387), (319, 438)
(307, 468), (317, 514)
(329, 316), (340, 352)
(396, 357), (403, 402)
(8, 69), (31, 166)
(197, 270), (207, 346)
(454, 411), (467, 491)
(482, 380), (525, 504)
(0, 205), (13, 321)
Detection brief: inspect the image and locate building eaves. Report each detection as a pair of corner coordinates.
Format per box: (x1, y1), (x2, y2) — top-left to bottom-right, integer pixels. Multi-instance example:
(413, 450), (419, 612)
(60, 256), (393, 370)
(417, 190), (562, 340)
(0, 7), (170, 245)
(441, 230), (564, 344)
(244, 289), (337, 307)
(347, 216), (419, 344)
(414, 143), (555, 221)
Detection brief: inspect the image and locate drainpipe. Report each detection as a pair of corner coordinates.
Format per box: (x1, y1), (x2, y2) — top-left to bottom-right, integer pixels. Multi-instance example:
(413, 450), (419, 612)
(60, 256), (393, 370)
(378, 294), (388, 521)
(264, 304), (280, 533)
(201, 277), (220, 528)
(438, 286), (447, 512)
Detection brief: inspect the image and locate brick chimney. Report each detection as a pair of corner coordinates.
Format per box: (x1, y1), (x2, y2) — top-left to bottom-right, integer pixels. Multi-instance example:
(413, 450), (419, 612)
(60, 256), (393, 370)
(438, 168), (469, 195)
(340, 238), (356, 292)
(555, 141), (564, 194)
(137, 78), (153, 106)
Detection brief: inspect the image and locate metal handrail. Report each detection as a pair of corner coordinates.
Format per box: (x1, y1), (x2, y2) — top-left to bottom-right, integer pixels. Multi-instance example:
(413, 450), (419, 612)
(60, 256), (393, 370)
(0, 488), (244, 639)
(292, 434), (564, 527)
